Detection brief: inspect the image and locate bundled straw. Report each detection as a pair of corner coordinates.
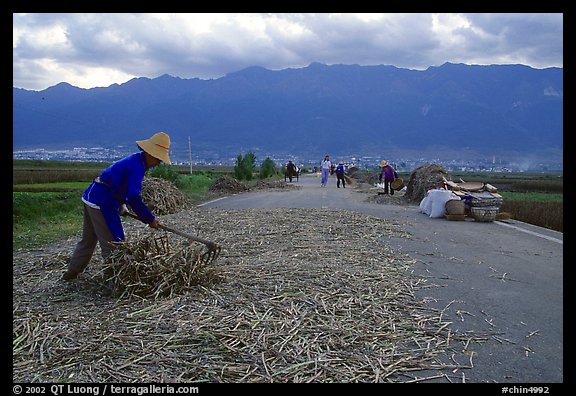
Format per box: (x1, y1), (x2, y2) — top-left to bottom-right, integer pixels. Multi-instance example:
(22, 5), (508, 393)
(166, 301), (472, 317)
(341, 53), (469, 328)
(141, 177), (192, 215)
(103, 232), (223, 299)
(403, 163), (449, 203)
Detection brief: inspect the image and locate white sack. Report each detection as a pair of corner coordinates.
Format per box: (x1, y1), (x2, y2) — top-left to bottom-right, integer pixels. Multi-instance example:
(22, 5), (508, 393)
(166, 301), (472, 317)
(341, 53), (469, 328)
(428, 189), (457, 218)
(419, 195), (432, 215)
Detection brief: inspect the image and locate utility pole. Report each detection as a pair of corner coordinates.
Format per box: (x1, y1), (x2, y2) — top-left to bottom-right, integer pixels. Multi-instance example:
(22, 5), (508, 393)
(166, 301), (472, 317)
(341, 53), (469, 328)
(188, 136), (192, 174)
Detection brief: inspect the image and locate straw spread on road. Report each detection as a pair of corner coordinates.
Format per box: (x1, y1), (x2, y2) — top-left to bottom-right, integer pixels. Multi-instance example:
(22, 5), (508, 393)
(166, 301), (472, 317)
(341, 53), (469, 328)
(13, 175), (487, 383)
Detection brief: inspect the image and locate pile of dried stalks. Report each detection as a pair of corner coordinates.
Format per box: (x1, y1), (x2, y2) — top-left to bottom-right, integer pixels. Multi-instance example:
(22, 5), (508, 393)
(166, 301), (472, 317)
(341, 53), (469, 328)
(209, 175), (249, 194)
(141, 177), (191, 215)
(13, 207), (482, 383)
(103, 233), (223, 299)
(403, 163), (450, 203)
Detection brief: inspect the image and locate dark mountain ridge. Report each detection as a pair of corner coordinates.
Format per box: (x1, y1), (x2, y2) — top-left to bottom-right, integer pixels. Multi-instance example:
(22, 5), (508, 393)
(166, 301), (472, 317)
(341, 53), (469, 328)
(13, 62), (563, 162)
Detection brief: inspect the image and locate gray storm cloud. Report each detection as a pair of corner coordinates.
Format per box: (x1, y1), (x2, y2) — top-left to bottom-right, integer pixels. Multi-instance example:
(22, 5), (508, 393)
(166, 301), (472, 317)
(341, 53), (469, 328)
(13, 13), (563, 91)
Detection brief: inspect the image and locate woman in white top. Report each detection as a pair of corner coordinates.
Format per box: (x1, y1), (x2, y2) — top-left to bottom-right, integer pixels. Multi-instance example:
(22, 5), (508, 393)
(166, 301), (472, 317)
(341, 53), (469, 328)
(320, 155), (332, 187)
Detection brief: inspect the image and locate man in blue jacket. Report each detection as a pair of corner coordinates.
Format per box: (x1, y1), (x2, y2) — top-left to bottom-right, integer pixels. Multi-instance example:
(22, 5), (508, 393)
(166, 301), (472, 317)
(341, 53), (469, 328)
(62, 131), (171, 281)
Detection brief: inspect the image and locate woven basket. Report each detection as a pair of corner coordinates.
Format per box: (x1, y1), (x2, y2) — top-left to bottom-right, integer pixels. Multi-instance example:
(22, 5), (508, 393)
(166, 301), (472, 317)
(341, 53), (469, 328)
(470, 206), (498, 222)
(470, 197), (503, 207)
(391, 178), (404, 190)
(445, 199), (465, 215)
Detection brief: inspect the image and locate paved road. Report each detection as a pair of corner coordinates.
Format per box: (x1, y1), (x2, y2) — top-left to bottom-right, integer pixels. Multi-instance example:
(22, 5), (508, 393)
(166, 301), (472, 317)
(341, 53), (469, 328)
(200, 173), (563, 383)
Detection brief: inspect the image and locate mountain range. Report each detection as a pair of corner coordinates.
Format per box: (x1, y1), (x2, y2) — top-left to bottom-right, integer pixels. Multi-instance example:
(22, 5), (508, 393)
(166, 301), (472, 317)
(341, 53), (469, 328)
(13, 62), (563, 163)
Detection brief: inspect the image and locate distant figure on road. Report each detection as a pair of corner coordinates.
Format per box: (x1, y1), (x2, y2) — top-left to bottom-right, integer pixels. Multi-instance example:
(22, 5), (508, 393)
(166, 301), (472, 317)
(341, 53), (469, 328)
(320, 155), (332, 187)
(335, 161), (346, 188)
(378, 160), (398, 195)
(285, 160), (297, 182)
(62, 131), (171, 281)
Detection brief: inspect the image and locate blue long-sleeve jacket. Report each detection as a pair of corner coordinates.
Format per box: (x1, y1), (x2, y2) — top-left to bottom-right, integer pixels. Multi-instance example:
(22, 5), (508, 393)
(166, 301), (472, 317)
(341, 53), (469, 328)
(82, 152), (155, 241)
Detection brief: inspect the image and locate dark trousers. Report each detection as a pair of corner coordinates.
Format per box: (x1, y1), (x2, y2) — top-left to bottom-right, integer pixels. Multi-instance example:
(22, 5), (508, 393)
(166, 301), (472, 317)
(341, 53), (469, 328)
(383, 178), (394, 195)
(337, 174), (346, 188)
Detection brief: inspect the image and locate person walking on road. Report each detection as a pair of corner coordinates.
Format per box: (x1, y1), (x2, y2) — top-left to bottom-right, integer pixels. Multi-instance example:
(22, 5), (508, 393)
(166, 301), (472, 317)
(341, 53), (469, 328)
(320, 155), (332, 187)
(62, 131), (172, 281)
(378, 160), (398, 195)
(335, 161), (346, 188)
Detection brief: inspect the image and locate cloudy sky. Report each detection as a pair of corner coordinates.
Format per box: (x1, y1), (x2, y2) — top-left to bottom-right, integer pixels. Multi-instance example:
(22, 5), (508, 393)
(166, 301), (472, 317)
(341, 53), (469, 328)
(13, 13), (563, 91)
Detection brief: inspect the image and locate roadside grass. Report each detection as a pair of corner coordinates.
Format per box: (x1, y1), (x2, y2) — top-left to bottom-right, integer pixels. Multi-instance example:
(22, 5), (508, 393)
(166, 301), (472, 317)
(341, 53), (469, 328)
(13, 191), (84, 251)
(175, 173), (218, 204)
(12, 172), (221, 251)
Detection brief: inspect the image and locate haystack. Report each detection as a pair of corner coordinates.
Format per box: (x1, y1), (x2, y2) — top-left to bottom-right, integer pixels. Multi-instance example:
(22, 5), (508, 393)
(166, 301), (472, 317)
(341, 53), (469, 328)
(209, 175), (249, 194)
(403, 163), (450, 203)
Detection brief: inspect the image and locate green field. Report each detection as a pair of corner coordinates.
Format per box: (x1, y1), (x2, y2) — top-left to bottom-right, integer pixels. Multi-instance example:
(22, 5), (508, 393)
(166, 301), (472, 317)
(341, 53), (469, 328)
(12, 160), (230, 251)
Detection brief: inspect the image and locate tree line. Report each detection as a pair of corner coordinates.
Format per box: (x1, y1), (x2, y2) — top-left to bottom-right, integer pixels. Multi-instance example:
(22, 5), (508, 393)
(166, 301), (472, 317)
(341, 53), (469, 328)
(234, 151), (277, 181)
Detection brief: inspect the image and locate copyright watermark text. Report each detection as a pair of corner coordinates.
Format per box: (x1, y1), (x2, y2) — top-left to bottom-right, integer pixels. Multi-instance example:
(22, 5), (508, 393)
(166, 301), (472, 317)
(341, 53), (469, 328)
(13, 385), (199, 396)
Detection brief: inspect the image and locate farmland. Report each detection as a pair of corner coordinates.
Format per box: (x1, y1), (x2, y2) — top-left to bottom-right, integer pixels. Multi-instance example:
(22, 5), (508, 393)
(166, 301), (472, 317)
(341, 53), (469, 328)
(13, 160), (562, 252)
